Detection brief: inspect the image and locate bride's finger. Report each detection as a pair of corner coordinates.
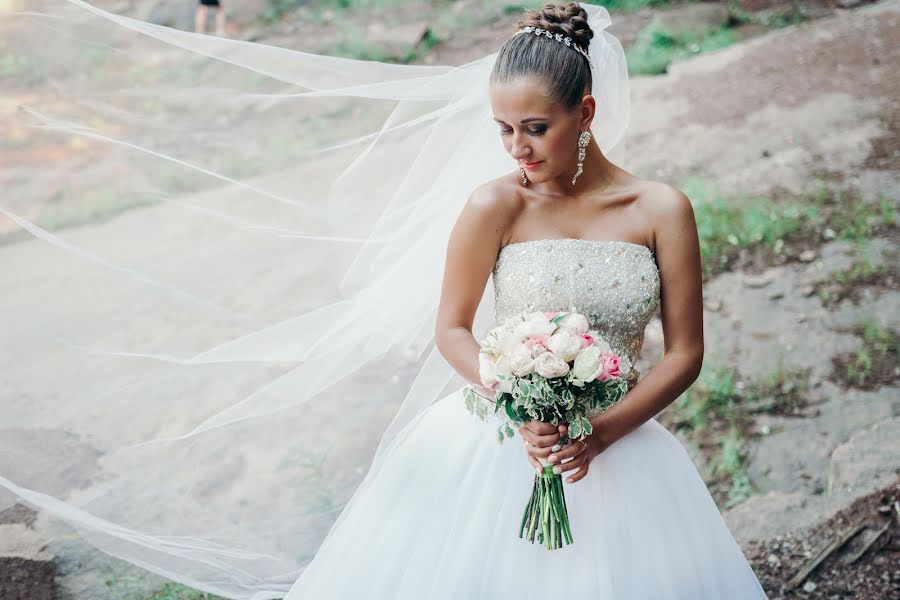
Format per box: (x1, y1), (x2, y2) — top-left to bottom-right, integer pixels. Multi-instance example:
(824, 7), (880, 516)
(565, 462), (590, 484)
(554, 453), (585, 474)
(518, 427), (560, 448)
(525, 442), (552, 459)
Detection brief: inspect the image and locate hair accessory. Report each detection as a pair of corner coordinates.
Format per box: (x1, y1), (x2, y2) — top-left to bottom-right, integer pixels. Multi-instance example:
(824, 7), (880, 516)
(514, 26), (592, 67)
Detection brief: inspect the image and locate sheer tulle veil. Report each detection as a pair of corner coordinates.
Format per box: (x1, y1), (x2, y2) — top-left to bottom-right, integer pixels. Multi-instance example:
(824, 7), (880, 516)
(0, 1), (630, 597)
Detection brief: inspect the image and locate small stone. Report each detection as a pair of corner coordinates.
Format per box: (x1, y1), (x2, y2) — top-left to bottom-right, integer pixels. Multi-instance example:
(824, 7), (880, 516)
(803, 581), (817, 593)
(799, 249), (816, 262)
(744, 273), (774, 288)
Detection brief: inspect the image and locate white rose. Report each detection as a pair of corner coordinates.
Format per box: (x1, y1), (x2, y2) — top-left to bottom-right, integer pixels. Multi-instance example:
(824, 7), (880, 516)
(508, 344), (535, 377)
(534, 351), (570, 379)
(559, 313), (590, 335)
(572, 345), (604, 381)
(531, 342), (548, 359)
(478, 352), (499, 387)
(546, 330), (583, 363)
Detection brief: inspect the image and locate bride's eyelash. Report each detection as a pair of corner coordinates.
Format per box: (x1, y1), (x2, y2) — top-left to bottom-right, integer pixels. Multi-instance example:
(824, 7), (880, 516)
(499, 126), (547, 137)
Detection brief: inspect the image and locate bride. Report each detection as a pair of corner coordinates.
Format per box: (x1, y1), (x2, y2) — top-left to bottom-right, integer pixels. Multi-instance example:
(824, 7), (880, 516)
(282, 3), (767, 598)
(0, 1), (767, 598)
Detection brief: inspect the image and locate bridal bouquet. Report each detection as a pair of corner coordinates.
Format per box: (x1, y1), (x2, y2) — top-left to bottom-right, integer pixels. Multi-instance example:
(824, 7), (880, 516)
(463, 310), (628, 550)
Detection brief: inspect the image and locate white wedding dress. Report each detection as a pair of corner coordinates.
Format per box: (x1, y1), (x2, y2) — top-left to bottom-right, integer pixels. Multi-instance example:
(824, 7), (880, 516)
(283, 238), (768, 599)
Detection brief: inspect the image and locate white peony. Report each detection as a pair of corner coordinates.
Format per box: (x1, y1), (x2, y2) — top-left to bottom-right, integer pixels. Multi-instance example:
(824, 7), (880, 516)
(511, 312), (557, 338)
(546, 329), (583, 363)
(572, 345), (604, 381)
(534, 351), (570, 378)
(508, 344), (536, 377)
(482, 326), (503, 351)
(494, 353), (513, 379)
(559, 313), (590, 335)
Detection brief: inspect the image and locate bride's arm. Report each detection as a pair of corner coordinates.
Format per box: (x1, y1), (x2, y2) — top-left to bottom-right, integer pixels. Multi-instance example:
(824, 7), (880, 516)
(434, 183), (515, 387)
(589, 184), (704, 447)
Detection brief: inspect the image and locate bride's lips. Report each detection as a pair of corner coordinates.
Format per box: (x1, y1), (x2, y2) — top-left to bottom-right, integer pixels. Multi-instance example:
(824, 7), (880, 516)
(522, 161), (542, 170)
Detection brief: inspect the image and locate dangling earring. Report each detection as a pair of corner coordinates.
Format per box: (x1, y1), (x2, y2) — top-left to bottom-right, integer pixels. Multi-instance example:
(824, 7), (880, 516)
(518, 163), (528, 187)
(572, 131), (591, 185)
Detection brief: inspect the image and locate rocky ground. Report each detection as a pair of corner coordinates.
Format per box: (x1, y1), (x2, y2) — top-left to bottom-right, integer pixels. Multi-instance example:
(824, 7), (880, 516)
(1, 1), (898, 599)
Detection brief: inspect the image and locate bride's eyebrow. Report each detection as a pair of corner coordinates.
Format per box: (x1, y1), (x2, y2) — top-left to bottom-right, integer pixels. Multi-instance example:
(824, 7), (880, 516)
(492, 117), (548, 124)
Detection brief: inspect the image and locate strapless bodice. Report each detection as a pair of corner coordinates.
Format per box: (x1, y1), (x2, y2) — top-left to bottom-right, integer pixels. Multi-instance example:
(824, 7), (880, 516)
(492, 238), (660, 387)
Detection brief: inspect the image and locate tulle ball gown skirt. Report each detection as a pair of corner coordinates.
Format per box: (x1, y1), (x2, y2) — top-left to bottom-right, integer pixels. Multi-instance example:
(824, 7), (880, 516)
(285, 386), (768, 599)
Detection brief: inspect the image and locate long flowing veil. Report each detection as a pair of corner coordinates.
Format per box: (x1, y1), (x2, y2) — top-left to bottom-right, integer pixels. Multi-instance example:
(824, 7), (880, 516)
(0, 1), (630, 597)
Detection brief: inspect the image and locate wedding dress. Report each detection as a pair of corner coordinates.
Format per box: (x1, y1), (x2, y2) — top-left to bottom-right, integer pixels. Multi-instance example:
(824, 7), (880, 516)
(284, 238), (768, 599)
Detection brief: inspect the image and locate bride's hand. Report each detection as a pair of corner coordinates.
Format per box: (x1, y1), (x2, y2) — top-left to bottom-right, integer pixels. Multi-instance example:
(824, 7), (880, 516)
(547, 429), (612, 484)
(519, 421), (568, 474)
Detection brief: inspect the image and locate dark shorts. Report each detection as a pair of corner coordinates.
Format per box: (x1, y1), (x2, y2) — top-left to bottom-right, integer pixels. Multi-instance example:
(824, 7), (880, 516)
(199, 0), (220, 6)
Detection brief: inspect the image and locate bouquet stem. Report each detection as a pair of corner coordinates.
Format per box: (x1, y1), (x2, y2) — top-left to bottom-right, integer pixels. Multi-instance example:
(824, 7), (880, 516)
(518, 463), (573, 549)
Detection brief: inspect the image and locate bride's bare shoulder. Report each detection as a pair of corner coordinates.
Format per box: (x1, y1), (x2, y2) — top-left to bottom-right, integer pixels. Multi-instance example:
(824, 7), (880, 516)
(632, 179), (695, 227)
(628, 179), (698, 256)
(465, 173), (526, 223)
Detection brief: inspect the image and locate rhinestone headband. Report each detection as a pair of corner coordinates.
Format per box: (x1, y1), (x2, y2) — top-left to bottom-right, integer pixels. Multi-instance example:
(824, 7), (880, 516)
(514, 26), (592, 67)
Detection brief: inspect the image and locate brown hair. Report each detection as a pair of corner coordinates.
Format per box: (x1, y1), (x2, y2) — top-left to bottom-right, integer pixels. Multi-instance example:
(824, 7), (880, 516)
(490, 2), (594, 109)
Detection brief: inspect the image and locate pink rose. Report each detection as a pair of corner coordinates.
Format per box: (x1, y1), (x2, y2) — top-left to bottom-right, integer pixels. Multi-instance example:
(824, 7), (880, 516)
(523, 334), (548, 349)
(595, 353), (621, 382)
(580, 333), (594, 348)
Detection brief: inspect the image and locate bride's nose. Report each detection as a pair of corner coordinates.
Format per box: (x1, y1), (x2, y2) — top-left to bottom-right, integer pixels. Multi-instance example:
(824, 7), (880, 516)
(510, 131), (532, 162)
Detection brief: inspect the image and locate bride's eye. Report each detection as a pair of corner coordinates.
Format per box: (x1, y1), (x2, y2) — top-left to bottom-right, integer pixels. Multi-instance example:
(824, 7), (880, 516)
(499, 126), (547, 136)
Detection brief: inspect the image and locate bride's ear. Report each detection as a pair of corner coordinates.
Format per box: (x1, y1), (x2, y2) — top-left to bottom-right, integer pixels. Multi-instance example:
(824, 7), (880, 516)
(578, 93), (596, 131)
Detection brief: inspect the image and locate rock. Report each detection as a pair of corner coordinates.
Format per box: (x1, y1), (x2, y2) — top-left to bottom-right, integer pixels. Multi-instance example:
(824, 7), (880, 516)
(138, 0), (196, 31)
(724, 490), (841, 544)
(366, 21), (432, 57)
(743, 272), (775, 288)
(829, 417), (900, 497)
(799, 249), (817, 262)
(0, 523), (56, 600)
(803, 581), (817, 593)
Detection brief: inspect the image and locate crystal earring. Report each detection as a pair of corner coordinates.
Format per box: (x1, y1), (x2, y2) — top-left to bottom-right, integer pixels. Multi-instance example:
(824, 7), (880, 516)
(518, 163), (528, 187)
(572, 130), (591, 185)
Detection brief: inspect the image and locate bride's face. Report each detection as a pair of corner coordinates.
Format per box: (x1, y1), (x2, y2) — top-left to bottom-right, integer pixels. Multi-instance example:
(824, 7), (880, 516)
(489, 77), (583, 183)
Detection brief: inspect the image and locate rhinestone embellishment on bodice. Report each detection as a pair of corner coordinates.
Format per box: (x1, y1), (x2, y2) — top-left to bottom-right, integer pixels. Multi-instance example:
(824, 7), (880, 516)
(492, 238), (661, 388)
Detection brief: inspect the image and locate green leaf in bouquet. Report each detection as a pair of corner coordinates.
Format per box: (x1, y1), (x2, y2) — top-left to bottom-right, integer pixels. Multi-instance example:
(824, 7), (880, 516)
(581, 417), (593, 436)
(569, 418), (583, 439)
(504, 401), (518, 422)
(464, 388), (475, 414)
(550, 313), (569, 327)
(504, 424), (515, 439)
(475, 402), (487, 420)
(496, 428), (505, 444)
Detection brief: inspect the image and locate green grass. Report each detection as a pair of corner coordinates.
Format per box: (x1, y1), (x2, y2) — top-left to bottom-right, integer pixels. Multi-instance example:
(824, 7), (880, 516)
(843, 322), (898, 388)
(145, 583), (227, 600)
(327, 23), (441, 63)
(717, 425), (753, 508)
(37, 186), (159, 232)
(627, 20), (737, 76)
(672, 363), (811, 508)
(681, 176), (812, 277)
(681, 176), (897, 278)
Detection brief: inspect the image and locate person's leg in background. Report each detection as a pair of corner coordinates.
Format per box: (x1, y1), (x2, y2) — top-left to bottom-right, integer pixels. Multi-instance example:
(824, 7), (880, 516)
(214, 3), (226, 37)
(194, 2), (208, 34)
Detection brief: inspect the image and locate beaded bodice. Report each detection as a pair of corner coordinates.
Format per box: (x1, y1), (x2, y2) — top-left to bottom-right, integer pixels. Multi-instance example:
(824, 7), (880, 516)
(492, 238), (661, 387)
